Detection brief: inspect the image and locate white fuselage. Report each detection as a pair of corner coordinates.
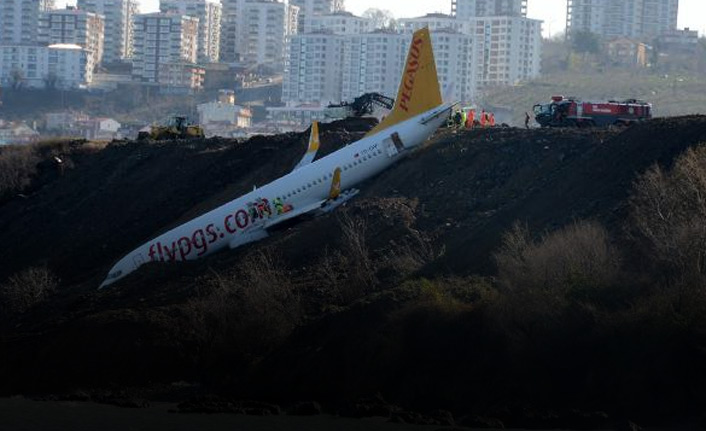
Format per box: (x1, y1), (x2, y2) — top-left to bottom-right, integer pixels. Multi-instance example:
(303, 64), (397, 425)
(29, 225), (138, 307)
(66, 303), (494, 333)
(100, 103), (452, 287)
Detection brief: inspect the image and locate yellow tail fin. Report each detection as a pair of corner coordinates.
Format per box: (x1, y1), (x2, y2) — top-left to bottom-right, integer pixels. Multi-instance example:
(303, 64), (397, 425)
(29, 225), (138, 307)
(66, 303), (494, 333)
(308, 121), (320, 154)
(367, 28), (442, 136)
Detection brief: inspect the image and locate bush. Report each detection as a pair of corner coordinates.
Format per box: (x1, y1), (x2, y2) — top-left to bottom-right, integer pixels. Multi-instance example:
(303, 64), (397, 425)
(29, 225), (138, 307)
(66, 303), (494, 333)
(0, 145), (40, 198)
(494, 221), (620, 296)
(314, 213), (377, 304)
(182, 248), (301, 362)
(0, 265), (59, 314)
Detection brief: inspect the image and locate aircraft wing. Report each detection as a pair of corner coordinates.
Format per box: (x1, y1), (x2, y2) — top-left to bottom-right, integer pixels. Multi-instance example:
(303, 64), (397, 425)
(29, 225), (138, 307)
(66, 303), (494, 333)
(293, 121), (320, 171)
(264, 165), (352, 229)
(264, 199), (326, 229)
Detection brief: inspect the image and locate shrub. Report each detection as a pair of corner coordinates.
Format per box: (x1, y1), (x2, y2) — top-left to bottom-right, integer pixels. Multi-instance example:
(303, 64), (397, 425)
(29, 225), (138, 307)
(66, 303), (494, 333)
(0, 265), (59, 314)
(182, 248), (301, 362)
(0, 145), (40, 198)
(315, 213), (377, 304)
(494, 220), (620, 295)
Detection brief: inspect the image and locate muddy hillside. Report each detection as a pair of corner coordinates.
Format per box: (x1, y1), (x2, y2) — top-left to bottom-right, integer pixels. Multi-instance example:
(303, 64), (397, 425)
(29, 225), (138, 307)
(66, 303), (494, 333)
(2, 116), (706, 425)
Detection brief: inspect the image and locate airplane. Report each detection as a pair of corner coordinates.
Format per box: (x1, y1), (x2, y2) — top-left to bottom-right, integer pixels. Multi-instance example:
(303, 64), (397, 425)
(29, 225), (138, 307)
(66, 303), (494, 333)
(100, 27), (455, 288)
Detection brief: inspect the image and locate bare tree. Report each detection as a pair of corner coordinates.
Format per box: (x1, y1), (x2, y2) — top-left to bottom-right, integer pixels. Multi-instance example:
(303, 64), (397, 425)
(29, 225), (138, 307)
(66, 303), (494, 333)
(0, 266), (59, 315)
(362, 8), (396, 30)
(10, 68), (25, 90)
(630, 145), (706, 287)
(0, 145), (40, 198)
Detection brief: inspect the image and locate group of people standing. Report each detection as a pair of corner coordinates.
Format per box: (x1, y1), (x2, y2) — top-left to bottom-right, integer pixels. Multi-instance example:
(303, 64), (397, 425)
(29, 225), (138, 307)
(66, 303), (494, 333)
(452, 109), (496, 129)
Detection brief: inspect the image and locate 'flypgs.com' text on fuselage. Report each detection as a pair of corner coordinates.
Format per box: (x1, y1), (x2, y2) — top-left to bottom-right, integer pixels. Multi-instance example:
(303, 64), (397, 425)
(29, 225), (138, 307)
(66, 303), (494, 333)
(99, 27), (454, 288)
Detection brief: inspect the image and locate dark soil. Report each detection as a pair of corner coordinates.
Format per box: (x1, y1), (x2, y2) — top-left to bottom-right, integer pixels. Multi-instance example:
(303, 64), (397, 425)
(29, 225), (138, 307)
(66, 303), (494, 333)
(2, 116), (706, 427)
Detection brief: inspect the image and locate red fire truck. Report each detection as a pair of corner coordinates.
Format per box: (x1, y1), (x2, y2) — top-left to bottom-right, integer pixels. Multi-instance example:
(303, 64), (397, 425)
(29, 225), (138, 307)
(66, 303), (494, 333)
(533, 96), (652, 127)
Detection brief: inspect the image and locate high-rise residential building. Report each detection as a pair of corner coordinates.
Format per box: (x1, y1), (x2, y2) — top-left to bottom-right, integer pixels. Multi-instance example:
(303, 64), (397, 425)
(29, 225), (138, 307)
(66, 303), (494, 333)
(220, 0), (298, 69)
(452, 0), (527, 19)
(160, 0), (222, 63)
(38, 6), (105, 67)
(566, 0), (679, 40)
(0, 0), (56, 45)
(283, 28), (476, 109)
(77, 0), (139, 63)
(398, 13), (469, 34)
(290, 0), (344, 33)
(0, 44), (93, 89)
(219, 0), (244, 62)
(132, 13), (199, 87)
(283, 31), (345, 105)
(469, 16), (542, 87)
(305, 11), (373, 35)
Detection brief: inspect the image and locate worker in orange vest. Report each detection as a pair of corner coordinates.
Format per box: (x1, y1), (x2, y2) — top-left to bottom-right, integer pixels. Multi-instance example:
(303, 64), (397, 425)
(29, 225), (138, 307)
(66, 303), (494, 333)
(489, 112), (496, 127)
(480, 110), (486, 128)
(466, 109), (475, 129)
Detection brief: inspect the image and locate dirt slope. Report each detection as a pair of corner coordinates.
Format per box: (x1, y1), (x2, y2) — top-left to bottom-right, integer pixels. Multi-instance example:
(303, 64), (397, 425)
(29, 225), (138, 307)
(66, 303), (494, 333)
(2, 116), (706, 421)
(0, 118), (375, 285)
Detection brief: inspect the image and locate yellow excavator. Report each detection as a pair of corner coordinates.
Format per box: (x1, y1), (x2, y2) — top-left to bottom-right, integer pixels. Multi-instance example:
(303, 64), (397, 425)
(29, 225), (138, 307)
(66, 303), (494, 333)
(138, 116), (204, 140)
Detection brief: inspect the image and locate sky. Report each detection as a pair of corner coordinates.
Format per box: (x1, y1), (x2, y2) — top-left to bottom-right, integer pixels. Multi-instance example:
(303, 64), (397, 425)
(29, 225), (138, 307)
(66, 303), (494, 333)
(64, 0), (706, 38)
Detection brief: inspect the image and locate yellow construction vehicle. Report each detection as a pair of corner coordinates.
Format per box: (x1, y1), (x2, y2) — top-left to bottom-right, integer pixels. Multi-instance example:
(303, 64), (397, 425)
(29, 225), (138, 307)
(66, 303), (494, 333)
(138, 116), (204, 140)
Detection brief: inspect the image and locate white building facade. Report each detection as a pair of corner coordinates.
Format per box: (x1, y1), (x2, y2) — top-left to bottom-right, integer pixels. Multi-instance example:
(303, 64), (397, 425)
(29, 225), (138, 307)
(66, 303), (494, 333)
(283, 28), (476, 110)
(77, 0), (139, 63)
(283, 31), (345, 106)
(132, 13), (199, 87)
(566, 0), (679, 40)
(290, 0), (344, 33)
(398, 13), (468, 34)
(0, 44), (93, 89)
(38, 7), (105, 68)
(197, 90), (253, 136)
(305, 11), (372, 35)
(469, 16), (542, 87)
(161, 0), (222, 63)
(220, 0), (298, 69)
(0, 0), (56, 45)
(453, 0), (527, 19)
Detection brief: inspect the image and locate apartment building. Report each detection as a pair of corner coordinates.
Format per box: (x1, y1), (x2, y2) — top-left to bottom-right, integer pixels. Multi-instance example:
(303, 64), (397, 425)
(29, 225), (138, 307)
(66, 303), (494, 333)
(132, 13), (200, 88)
(290, 0), (344, 33)
(398, 13), (469, 34)
(220, 0), (298, 69)
(452, 0), (527, 19)
(658, 27), (699, 53)
(0, 0), (56, 45)
(566, 0), (679, 40)
(469, 16), (542, 87)
(283, 31), (345, 106)
(283, 27), (476, 110)
(0, 43), (93, 89)
(38, 7), (104, 67)
(160, 0), (222, 63)
(77, 0), (139, 63)
(305, 11), (373, 35)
